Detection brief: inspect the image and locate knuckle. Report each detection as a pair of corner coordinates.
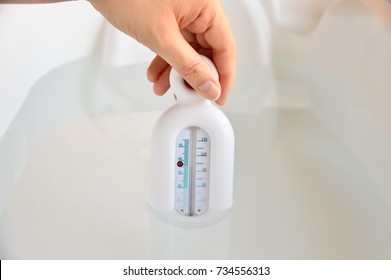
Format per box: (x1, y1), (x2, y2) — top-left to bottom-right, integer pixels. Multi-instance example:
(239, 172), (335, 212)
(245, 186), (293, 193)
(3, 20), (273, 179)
(178, 60), (205, 81)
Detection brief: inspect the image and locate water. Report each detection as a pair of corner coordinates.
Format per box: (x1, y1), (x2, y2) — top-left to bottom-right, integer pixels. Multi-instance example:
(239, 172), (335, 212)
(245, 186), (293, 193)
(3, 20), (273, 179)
(0, 57), (390, 259)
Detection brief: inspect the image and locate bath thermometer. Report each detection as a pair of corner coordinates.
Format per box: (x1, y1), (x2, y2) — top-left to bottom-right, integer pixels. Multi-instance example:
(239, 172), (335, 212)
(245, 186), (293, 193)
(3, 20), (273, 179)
(150, 56), (235, 228)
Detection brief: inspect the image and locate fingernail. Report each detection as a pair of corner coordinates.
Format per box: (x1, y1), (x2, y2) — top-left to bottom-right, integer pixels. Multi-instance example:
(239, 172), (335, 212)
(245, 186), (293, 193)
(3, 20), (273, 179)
(216, 99), (225, 106)
(198, 80), (221, 100)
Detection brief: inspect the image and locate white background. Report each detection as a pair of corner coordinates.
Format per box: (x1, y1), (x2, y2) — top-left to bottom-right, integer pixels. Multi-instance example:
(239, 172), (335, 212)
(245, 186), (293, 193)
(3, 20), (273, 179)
(0, 2), (102, 139)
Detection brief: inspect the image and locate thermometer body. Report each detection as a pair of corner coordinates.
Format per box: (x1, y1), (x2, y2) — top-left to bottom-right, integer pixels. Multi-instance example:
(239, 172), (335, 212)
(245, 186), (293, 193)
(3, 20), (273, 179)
(150, 57), (234, 228)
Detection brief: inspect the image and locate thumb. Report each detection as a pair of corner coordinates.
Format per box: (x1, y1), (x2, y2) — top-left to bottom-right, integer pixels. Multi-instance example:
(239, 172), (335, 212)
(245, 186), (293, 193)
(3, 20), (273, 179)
(159, 31), (221, 100)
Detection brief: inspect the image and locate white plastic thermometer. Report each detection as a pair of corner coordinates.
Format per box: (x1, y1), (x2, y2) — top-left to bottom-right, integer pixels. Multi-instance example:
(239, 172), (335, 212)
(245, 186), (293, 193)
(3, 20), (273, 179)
(150, 56), (235, 228)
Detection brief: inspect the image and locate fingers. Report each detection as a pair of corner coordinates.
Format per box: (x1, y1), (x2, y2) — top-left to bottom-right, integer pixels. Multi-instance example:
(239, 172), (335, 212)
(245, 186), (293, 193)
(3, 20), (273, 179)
(147, 55), (168, 83)
(158, 26), (222, 101)
(146, 0), (236, 104)
(147, 55), (171, 96)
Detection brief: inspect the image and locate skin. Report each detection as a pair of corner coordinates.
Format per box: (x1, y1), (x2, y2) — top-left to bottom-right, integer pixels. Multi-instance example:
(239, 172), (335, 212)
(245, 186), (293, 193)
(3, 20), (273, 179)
(0, 0), (236, 105)
(361, 0), (391, 28)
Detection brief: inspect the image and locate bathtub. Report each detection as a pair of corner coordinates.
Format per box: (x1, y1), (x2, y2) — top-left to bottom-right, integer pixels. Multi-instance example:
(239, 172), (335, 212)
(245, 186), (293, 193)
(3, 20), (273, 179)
(0, 0), (390, 259)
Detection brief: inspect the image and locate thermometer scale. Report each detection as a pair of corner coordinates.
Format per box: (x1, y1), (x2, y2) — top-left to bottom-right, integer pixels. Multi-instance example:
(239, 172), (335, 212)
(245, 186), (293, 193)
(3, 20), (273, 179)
(175, 126), (210, 216)
(150, 56), (234, 228)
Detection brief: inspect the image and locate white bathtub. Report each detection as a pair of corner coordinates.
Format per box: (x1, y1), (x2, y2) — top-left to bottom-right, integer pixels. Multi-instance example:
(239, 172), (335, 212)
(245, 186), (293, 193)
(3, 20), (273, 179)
(0, 0), (390, 259)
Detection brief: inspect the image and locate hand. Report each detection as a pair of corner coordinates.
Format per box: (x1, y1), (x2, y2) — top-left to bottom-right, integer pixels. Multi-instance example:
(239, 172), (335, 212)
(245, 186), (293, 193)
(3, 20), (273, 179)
(89, 0), (236, 105)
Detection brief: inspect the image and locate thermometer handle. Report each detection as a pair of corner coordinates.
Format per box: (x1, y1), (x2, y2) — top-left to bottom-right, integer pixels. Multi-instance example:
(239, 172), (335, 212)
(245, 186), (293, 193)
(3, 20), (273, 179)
(170, 56), (219, 103)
